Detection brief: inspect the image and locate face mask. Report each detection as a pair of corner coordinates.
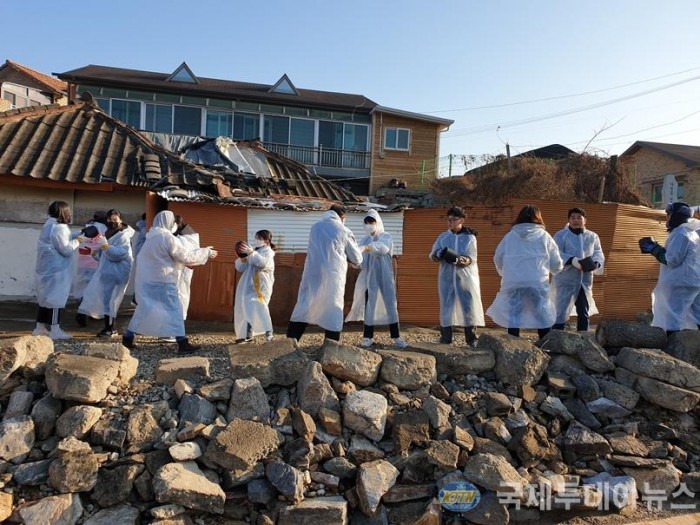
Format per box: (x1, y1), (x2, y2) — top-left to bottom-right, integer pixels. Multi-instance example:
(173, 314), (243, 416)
(171, 225), (178, 234)
(252, 239), (265, 249)
(364, 224), (376, 235)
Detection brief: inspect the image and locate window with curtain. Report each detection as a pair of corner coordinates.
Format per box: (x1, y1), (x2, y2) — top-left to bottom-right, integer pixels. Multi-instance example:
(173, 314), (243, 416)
(344, 123), (369, 151)
(145, 104), (173, 133)
(206, 110), (233, 137)
(111, 99), (141, 128)
(319, 121), (344, 149)
(233, 112), (260, 140)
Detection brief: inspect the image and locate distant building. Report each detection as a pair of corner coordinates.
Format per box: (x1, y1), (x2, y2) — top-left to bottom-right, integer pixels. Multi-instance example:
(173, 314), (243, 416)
(0, 60), (67, 111)
(57, 62), (453, 195)
(620, 141), (700, 208)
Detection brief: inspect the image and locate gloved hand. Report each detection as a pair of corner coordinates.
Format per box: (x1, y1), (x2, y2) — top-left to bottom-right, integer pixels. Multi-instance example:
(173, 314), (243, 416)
(77, 236), (86, 244)
(363, 245), (371, 253)
(207, 247), (218, 259)
(638, 237), (657, 254)
(572, 257), (582, 270)
(436, 247), (447, 260)
(99, 242), (109, 250)
(578, 256), (597, 272)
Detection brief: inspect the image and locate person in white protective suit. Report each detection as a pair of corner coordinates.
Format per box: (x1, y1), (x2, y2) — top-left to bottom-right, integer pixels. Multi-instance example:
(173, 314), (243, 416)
(688, 206), (700, 327)
(234, 229), (276, 343)
(73, 212), (108, 327)
(551, 207), (605, 332)
(33, 201), (84, 340)
(347, 210), (408, 349)
(121, 210), (218, 353)
(638, 202), (700, 334)
(429, 206), (484, 346)
(287, 205), (363, 343)
(78, 209), (135, 338)
(173, 215), (200, 321)
(128, 213), (147, 307)
(487, 205), (563, 339)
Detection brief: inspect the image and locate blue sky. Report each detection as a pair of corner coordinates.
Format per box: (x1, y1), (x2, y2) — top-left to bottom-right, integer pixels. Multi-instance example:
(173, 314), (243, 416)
(4, 1), (700, 176)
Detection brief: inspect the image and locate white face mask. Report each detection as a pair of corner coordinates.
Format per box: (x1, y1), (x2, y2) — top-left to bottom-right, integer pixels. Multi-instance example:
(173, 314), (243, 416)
(171, 224), (178, 233)
(364, 224), (376, 235)
(252, 239), (265, 248)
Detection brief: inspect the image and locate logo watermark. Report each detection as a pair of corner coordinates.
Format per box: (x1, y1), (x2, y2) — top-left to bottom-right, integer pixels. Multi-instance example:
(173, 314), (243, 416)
(439, 481), (481, 513)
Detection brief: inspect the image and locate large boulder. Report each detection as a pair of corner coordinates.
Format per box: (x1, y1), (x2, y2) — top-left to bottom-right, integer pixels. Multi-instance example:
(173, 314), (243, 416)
(82, 341), (138, 386)
(155, 357), (209, 385)
(18, 493), (83, 525)
(635, 376), (700, 413)
(49, 451), (99, 493)
(265, 461), (304, 504)
(228, 339), (309, 387)
(356, 460), (399, 516)
(479, 333), (549, 386)
(17, 335), (54, 378)
(665, 330), (700, 368)
(83, 504), (140, 525)
(296, 361), (339, 417)
(45, 354), (120, 403)
(561, 421), (612, 456)
(343, 390), (388, 442)
(378, 350), (436, 390)
(126, 401), (169, 451)
(463, 453), (528, 495)
(153, 461), (225, 514)
(0, 415), (34, 463)
(616, 347), (700, 393)
(278, 497), (348, 525)
(320, 339), (382, 386)
(408, 341), (495, 375)
(537, 330), (614, 372)
(55, 405), (102, 439)
(226, 377), (270, 423)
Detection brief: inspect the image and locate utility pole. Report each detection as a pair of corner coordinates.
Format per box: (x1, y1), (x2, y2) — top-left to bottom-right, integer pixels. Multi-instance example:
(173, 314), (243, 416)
(506, 144), (512, 176)
(448, 154), (453, 178)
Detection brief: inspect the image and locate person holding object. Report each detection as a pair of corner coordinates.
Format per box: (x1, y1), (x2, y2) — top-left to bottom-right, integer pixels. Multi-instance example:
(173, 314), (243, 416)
(73, 211), (108, 327)
(234, 230), (276, 343)
(346, 210), (408, 349)
(429, 206), (484, 346)
(551, 207), (605, 332)
(78, 209), (134, 338)
(287, 204), (363, 343)
(487, 205), (563, 339)
(33, 201), (84, 340)
(638, 202), (700, 334)
(121, 210), (218, 353)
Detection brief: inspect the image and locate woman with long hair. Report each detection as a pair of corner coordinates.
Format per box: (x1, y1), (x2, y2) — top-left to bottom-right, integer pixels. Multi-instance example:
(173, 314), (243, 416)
(234, 229), (276, 342)
(487, 205), (563, 339)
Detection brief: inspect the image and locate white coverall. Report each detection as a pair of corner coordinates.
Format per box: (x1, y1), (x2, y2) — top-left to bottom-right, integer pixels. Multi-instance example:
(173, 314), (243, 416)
(551, 226), (605, 324)
(429, 228), (485, 328)
(126, 211), (213, 338)
(346, 210), (399, 326)
(234, 245), (275, 339)
(651, 222), (700, 331)
(78, 226), (135, 319)
(290, 210), (363, 332)
(175, 230), (200, 320)
(35, 218), (80, 309)
(487, 223), (563, 329)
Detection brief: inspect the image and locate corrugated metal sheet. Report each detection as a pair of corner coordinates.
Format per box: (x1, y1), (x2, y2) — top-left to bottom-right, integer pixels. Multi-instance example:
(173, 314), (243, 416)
(247, 209), (404, 254)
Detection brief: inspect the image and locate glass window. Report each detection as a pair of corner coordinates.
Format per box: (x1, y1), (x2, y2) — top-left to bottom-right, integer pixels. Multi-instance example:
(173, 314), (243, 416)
(651, 184), (662, 205)
(2, 91), (16, 106)
(290, 118), (315, 147)
(145, 104), (173, 133)
(385, 127), (410, 151)
(111, 99), (141, 128)
(95, 98), (110, 112)
(206, 110), (233, 137)
(319, 121), (344, 149)
(344, 124), (368, 151)
(677, 183), (685, 200)
(233, 112), (260, 140)
(264, 115), (289, 144)
(173, 105), (202, 136)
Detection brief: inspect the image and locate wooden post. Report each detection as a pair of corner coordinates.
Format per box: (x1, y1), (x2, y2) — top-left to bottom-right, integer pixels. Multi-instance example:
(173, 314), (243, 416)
(506, 144), (512, 176)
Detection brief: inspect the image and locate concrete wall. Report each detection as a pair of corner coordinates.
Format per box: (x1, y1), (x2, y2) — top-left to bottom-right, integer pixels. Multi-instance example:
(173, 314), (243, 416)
(0, 222), (44, 300)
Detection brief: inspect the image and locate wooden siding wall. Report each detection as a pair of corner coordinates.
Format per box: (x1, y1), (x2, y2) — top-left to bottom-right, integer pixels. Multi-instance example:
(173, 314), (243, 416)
(176, 200), (668, 328)
(370, 113), (441, 193)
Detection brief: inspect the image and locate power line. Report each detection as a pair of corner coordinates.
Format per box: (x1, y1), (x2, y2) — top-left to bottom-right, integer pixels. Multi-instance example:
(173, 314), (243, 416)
(441, 74), (700, 138)
(424, 65), (700, 113)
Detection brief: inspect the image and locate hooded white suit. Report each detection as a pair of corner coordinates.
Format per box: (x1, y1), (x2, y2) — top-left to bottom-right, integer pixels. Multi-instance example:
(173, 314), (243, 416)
(290, 210), (363, 332)
(346, 210), (399, 326)
(487, 223), (563, 329)
(126, 211), (213, 338)
(35, 218), (80, 309)
(234, 244), (275, 339)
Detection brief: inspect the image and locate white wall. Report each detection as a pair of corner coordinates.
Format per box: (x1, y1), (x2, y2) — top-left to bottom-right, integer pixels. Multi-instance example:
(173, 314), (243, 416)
(0, 222), (45, 299)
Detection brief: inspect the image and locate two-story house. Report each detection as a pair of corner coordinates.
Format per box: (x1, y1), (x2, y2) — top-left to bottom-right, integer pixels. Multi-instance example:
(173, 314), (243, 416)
(620, 140), (700, 207)
(0, 60), (67, 112)
(57, 62), (452, 195)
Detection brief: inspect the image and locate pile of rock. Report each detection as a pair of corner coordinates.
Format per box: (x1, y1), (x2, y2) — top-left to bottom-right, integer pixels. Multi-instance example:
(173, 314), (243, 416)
(0, 321), (699, 524)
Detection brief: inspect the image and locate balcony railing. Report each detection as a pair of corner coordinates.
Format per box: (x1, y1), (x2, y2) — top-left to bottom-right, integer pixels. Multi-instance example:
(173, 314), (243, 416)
(264, 143), (370, 169)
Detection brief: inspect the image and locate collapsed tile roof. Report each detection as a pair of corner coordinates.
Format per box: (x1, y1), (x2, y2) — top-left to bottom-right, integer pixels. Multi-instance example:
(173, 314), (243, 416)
(0, 99), (370, 210)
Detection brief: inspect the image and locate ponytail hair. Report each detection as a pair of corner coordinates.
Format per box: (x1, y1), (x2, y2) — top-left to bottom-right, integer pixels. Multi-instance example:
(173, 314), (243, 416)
(255, 229), (276, 251)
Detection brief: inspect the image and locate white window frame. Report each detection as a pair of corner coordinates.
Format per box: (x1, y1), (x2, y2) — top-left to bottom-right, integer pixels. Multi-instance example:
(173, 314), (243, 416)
(384, 127), (411, 151)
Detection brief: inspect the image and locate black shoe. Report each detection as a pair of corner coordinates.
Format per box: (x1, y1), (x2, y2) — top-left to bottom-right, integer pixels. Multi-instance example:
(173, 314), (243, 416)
(177, 338), (200, 354)
(439, 326), (453, 344)
(97, 327), (117, 338)
(76, 314), (87, 328)
(121, 336), (136, 350)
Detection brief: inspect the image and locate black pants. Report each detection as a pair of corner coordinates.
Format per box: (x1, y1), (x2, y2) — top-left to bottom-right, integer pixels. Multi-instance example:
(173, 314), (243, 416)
(364, 323), (400, 339)
(553, 287), (590, 331)
(440, 325), (477, 344)
(286, 321), (340, 342)
(37, 306), (61, 326)
(508, 327), (551, 339)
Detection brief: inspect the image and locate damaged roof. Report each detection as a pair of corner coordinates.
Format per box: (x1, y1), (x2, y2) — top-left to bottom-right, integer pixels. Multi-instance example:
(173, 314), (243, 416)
(0, 100), (363, 209)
